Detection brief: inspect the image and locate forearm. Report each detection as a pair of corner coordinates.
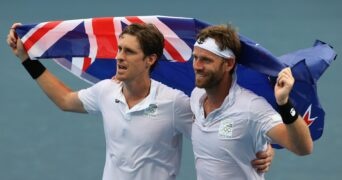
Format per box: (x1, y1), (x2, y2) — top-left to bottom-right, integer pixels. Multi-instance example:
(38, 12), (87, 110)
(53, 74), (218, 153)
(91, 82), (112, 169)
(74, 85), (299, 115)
(273, 68), (313, 155)
(284, 116), (313, 155)
(22, 59), (86, 113)
(36, 70), (73, 111)
(8, 24), (84, 112)
(268, 100), (313, 155)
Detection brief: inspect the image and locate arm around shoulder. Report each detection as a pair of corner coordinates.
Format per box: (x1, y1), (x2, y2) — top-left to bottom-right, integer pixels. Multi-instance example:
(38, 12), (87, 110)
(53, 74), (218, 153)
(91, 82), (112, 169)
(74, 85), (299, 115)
(173, 91), (193, 139)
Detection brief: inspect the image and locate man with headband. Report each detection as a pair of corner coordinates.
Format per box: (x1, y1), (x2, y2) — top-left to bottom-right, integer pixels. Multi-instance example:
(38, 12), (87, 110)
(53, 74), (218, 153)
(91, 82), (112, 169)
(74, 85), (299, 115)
(190, 24), (313, 180)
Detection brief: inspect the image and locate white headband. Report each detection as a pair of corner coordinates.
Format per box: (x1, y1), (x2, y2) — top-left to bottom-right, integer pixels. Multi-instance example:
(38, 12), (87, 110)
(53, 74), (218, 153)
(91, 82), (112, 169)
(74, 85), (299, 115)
(194, 37), (235, 58)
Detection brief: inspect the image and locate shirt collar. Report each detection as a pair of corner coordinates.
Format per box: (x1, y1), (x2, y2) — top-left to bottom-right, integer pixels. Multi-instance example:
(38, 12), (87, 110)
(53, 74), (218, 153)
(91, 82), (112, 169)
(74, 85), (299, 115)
(114, 80), (158, 113)
(199, 71), (239, 126)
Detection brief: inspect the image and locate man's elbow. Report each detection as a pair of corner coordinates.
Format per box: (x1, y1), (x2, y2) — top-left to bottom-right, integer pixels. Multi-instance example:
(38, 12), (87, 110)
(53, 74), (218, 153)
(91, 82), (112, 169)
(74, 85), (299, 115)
(54, 98), (76, 112)
(54, 93), (84, 113)
(296, 142), (314, 156)
(57, 103), (73, 112)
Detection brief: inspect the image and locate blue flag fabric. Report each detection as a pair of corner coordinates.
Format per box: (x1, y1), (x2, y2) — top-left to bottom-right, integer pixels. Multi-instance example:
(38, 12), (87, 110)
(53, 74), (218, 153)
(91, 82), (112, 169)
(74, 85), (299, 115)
(15, 15), (337, 142)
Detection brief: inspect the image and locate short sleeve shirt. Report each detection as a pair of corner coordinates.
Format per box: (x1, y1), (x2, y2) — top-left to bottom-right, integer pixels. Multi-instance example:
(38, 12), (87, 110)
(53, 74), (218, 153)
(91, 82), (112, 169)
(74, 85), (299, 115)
(78, 79), (193, 180)
(190, 80), (282, 180)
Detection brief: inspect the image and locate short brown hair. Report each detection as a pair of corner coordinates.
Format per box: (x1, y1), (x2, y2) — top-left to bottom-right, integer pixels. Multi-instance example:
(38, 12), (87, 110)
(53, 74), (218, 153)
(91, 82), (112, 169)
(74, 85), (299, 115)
(196, 24), (241, 60)
(120, 23), (164, 62)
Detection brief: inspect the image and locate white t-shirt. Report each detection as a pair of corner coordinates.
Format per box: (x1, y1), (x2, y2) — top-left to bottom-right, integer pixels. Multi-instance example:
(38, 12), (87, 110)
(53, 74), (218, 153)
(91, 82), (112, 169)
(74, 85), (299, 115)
(78, 79), (193, 180)
(190, 79), (282, 180)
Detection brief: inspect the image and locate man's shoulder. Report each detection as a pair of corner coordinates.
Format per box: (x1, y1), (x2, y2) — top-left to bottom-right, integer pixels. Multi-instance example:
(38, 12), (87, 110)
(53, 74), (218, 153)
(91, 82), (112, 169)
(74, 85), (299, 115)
(152, 79), (187, 97)
(237, 85), (263, 100)
(189, 87), (206, 106)
(96, 79), (121, 87)
(86, 79), (121, 94)
(237, 85), (274, 111)
(190, 87), (205, 98)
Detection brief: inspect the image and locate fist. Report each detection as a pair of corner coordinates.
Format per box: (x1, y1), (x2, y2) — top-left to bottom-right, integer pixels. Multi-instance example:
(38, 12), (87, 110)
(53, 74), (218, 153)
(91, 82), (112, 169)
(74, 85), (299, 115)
(274, 67), (294, 105)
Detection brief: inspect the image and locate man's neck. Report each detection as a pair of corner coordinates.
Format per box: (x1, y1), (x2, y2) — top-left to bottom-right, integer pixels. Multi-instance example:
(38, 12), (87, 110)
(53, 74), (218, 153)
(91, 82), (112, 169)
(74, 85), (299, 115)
(122, 77), (151, 109)
(204, 76), (232, 116)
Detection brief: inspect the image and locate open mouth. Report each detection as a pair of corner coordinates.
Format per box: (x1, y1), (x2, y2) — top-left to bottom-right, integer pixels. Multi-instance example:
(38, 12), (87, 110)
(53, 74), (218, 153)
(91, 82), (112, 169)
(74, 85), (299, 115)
(117, 64), (128, 70)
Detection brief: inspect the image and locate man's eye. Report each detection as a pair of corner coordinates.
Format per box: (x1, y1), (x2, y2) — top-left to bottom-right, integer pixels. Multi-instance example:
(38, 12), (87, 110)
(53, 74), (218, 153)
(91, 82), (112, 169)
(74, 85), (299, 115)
(125, 49), (135, 55)
(199, 58), (210, 63)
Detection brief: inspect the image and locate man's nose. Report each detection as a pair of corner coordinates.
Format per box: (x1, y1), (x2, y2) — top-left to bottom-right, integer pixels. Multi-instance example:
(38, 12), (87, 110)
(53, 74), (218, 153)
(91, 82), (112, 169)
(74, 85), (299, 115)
(193, 59), (203, 70)
(116, 50), (124, 60)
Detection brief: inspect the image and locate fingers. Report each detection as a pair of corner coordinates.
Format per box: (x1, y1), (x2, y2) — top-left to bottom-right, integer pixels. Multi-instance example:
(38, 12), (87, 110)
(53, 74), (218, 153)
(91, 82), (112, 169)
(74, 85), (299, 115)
(256, 163), (270, 173)
(251, 145), (274, 173)
(279, 67), (291, 76)
(7, 31), (17, 49)
(7, 23), (22, 49)
(7, 22), (29, 61)
(275, 67), (294, 103)
(251, 158), (271, 173)
(111, 76), (121, 83)
(253, 151), (271, 165)
(11, 22), (22, 29)
(251, 155), (271, 173)
(277, 68), (294, 85)
(255, 150), (268, 159)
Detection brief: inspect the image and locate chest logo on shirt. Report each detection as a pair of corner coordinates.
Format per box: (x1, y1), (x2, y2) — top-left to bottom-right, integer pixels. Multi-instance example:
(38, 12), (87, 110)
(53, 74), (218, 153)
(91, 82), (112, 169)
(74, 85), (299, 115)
(218, 120), (233, 139)
(144, 104), (158, 117)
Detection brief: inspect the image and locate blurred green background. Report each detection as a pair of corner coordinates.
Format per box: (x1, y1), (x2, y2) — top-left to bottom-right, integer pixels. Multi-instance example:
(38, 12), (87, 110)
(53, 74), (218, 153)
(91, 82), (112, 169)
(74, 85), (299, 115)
(1, 0), (341, 179)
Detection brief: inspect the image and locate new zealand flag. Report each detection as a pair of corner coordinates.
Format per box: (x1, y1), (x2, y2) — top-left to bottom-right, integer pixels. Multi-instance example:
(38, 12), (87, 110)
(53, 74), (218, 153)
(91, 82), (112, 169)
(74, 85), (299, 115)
(15, 15), (337, 142)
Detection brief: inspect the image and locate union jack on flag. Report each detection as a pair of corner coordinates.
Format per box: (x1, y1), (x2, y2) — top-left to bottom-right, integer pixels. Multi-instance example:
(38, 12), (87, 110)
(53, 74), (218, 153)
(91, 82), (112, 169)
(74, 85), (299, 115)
(17, 16), (205, 92)
(15, 15), (337, 144)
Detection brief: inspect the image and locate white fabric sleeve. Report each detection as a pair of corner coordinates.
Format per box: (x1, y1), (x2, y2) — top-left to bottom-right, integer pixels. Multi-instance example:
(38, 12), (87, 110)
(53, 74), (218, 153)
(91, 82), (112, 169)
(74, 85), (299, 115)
(78, 80), (107, 114)
(248, 96), (282, 152)
(189, 87), (205, 120)
(173, 91), (193, 139)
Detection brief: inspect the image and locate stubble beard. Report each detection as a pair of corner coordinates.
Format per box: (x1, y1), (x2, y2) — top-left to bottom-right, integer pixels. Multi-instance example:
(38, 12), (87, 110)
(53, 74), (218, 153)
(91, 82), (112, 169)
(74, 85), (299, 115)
(195, 71), (222, 89)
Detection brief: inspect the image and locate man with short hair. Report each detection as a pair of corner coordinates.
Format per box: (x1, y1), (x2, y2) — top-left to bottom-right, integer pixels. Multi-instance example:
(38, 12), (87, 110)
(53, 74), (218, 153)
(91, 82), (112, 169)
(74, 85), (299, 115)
(190, 24), (313, 180)
(7, 22), (274, 180)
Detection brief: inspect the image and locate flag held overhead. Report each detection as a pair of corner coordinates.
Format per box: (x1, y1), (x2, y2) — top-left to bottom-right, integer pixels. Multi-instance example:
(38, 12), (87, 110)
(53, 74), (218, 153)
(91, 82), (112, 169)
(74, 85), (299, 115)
(15, 15), (337, 144)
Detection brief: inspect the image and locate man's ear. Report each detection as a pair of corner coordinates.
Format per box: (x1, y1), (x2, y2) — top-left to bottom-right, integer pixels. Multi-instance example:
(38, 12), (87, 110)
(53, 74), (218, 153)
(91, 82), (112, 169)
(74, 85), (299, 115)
(224, 57), (236, 72)
(145, 54), (157, 68)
